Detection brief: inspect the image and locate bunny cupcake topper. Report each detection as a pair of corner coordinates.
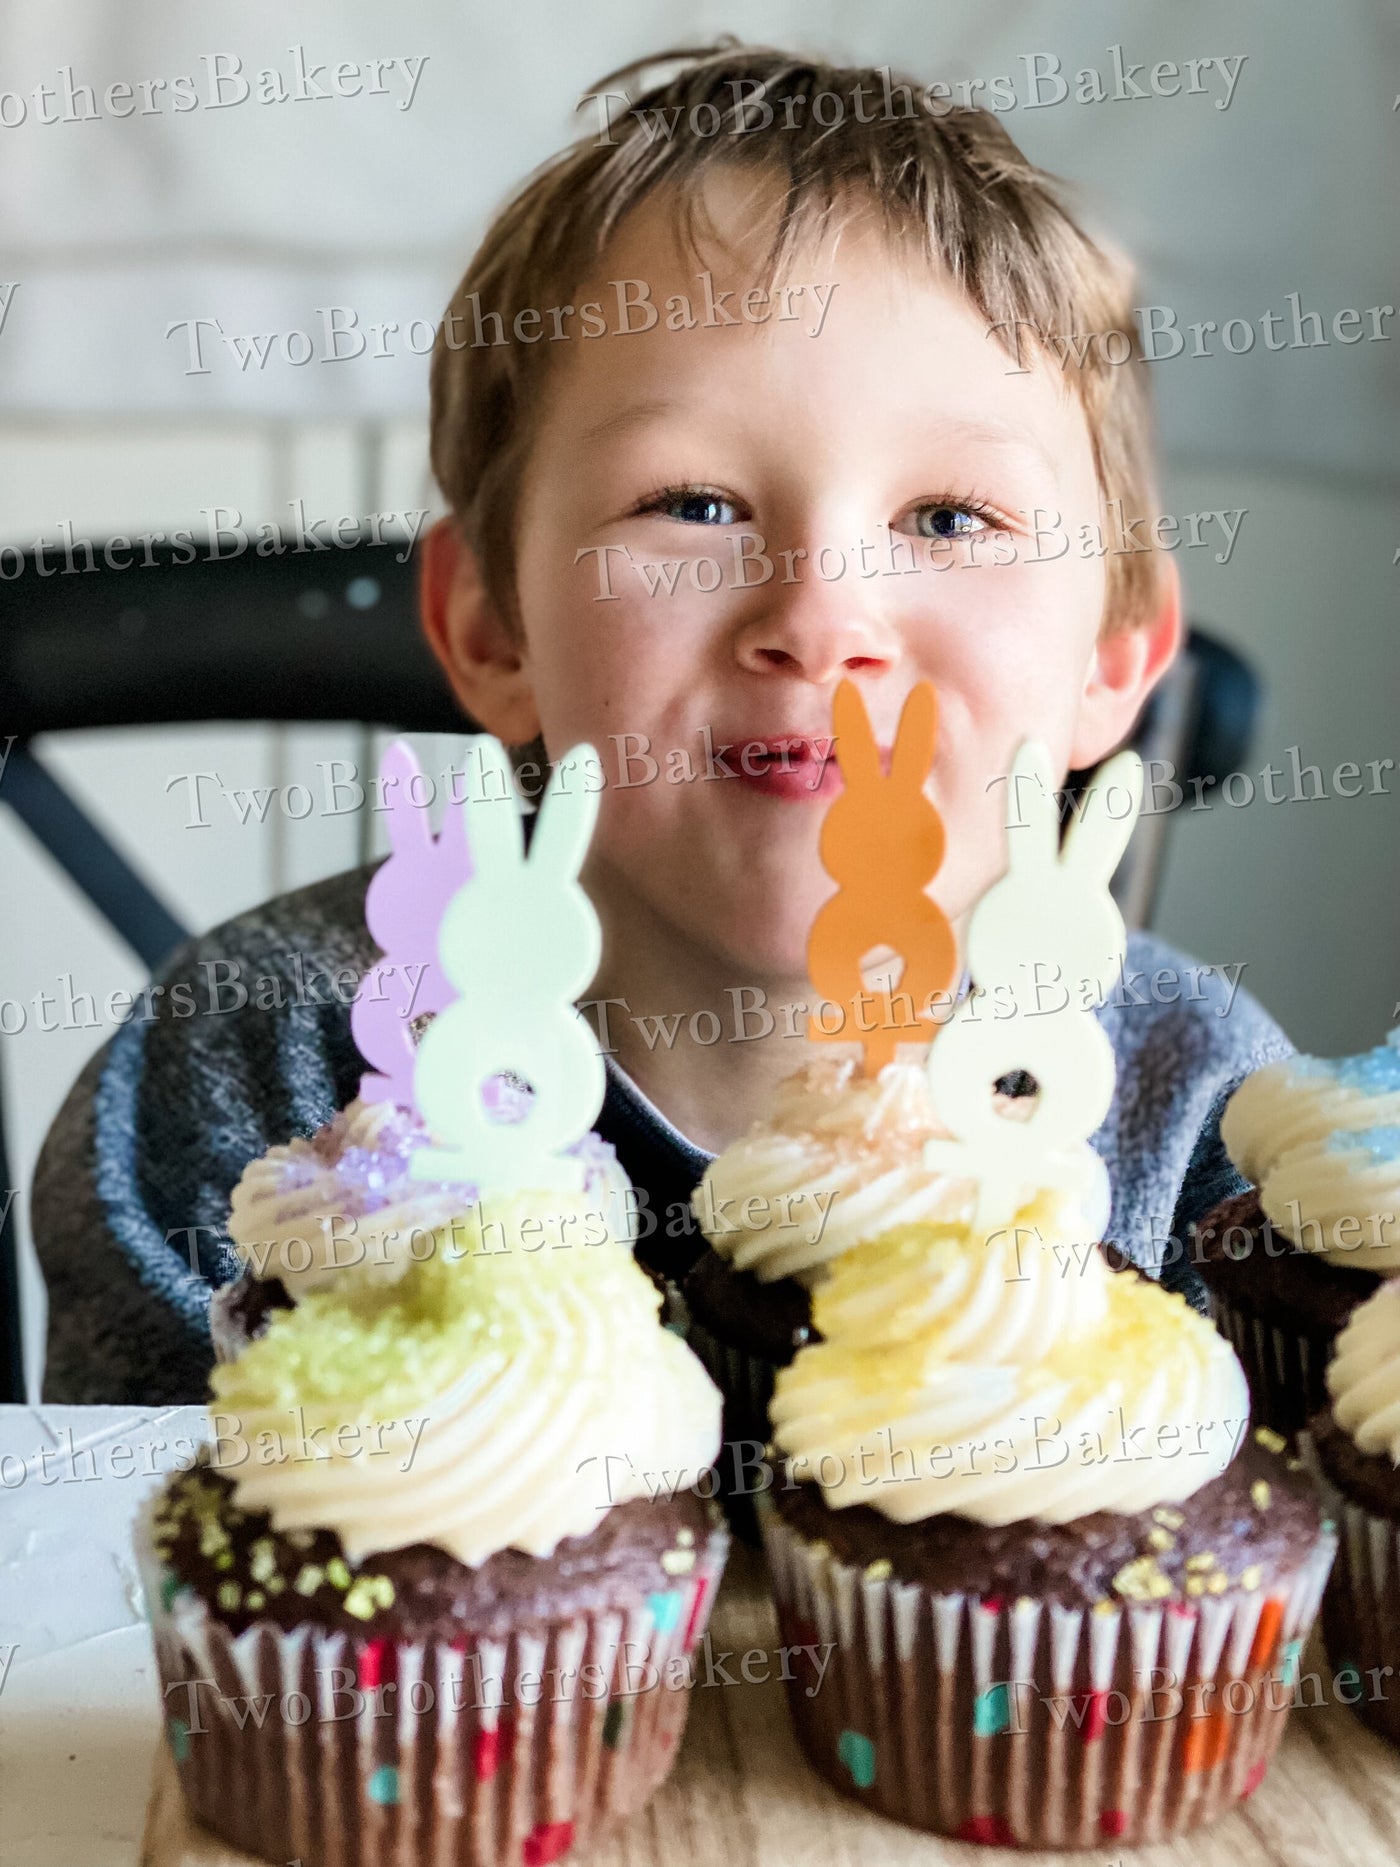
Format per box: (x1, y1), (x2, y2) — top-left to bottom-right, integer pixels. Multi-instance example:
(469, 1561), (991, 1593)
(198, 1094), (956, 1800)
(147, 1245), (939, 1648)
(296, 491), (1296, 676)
(409, 736), (606, 1193)
(923, 738), (1144, 1232)
(351, 740), (474, 1109)
(806, 680), (958, 1073)
(350, 735), (607, 1193)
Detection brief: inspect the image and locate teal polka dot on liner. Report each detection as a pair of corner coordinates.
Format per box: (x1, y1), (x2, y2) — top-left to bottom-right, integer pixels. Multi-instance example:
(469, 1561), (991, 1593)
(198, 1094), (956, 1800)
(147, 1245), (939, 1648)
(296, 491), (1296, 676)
(167, 1717), (191, 1763)
(367, 1764), (400, 1806)
(973, 1683), (1011, 1736)
(836, 1728), (875, 1789)
(648, 1590), (682, 1634)
(158, 1571), (188, 1615)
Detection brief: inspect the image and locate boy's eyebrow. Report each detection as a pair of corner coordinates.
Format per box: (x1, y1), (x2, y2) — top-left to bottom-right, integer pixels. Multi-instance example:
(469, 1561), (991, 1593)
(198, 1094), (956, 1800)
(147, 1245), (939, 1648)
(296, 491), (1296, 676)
(580, 399), (678, 447)
(923, 417), (1058, 478)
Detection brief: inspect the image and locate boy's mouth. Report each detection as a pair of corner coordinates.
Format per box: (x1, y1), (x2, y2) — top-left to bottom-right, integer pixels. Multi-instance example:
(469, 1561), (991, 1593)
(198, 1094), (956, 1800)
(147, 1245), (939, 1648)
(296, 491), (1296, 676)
(730, 735), (842, 801)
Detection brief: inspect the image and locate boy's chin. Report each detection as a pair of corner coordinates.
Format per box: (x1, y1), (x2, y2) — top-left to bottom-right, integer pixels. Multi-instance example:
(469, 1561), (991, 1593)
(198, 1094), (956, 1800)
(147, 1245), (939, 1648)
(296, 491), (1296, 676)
(700, 905), (818, 989)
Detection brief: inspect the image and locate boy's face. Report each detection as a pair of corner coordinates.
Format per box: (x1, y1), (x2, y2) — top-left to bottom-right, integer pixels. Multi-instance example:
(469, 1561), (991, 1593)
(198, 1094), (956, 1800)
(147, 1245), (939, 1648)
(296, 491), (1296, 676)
(461, 175), (1171, 985)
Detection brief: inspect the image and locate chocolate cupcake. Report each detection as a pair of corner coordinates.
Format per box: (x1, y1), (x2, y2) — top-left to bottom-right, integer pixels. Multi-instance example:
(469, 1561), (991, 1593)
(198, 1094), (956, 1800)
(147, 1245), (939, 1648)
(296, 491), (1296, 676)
(1194, 1032), (1400, 1435)
(757, 1187), (1336, 1847)
(1301, 1280), (1400, 1748)
(138, 1190), (728, 1867)
(1193, 1190), (1381, 1437)
(683, 1056), (988, 1532)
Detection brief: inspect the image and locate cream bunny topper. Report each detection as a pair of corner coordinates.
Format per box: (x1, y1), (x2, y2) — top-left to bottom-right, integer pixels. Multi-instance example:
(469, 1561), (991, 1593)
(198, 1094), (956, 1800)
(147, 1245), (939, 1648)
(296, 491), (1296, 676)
(924, 740), (1144, 1234)
(410, 737), (605, 1192)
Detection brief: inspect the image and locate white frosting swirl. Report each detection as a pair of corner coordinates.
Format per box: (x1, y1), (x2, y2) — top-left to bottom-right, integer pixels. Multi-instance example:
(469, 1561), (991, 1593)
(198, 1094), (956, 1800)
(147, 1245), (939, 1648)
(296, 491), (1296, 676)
(1326, 1279), (1400, 1462)
(211, 1198), (721, 1564)
(228, 1097), (631, 1299)
(770, 1187), (1250, 1525)
(1221, 1034), (1400, 1268)
(693, 1057), (997, 1282)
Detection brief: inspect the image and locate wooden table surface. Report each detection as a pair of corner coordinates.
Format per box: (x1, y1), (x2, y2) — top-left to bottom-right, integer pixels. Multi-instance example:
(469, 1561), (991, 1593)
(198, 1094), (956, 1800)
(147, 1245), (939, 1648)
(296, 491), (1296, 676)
(144, 1542), (1400, 1867)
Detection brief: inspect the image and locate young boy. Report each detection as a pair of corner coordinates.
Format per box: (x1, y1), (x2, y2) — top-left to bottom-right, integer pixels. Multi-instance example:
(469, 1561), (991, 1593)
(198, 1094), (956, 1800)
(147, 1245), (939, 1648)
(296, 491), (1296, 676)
(33, 44), (1288, 1402)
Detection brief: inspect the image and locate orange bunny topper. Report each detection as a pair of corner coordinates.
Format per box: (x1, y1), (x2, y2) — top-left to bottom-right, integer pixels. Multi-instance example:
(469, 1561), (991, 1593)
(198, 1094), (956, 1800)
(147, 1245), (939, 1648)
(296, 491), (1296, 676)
(806, 679), (958, 1073)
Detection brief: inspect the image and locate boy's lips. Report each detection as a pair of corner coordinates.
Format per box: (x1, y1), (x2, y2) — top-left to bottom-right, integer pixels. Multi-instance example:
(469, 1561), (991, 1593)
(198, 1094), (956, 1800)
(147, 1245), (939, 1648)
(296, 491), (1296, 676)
(726, 734), (844, 801)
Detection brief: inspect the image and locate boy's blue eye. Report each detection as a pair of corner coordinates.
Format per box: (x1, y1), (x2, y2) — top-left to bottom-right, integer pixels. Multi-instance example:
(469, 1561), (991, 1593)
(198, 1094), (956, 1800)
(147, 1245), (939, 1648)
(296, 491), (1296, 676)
(913, 503), (985, 539)
(645, 488), (740, 526)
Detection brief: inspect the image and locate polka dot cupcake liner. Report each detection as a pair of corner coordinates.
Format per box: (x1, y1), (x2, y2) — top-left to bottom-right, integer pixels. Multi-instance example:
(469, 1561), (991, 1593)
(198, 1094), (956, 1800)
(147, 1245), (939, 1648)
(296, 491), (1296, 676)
(757, 1493), (1335, 1847)
(134, 1491), (728, 1867)
(1299, 1430), (1400, 1749)
(1205, 1285), (1340, 1441)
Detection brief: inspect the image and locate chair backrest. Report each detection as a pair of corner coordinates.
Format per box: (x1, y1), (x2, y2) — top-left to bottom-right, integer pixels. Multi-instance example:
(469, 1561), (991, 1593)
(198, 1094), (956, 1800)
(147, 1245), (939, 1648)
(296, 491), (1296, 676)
(3, 530), (461, 736)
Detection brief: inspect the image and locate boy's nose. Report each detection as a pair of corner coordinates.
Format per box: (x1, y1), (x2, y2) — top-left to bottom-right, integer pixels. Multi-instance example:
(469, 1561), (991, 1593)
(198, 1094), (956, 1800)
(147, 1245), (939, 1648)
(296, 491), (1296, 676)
(732, 582), (901, 684)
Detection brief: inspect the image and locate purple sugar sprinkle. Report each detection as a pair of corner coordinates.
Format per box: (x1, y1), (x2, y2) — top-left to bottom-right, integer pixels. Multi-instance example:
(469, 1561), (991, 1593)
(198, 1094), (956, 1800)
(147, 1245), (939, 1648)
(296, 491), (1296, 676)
(254, 1098), (621, 1217)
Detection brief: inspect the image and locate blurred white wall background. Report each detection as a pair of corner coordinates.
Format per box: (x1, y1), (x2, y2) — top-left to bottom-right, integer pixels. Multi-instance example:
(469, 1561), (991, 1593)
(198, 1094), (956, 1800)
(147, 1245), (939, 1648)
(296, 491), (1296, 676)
(1, 0), (1397, 1391)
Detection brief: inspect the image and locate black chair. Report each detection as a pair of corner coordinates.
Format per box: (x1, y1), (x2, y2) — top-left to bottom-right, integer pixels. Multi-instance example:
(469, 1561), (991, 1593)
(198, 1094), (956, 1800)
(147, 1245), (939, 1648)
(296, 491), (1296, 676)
(0, 532), (1260, 1400)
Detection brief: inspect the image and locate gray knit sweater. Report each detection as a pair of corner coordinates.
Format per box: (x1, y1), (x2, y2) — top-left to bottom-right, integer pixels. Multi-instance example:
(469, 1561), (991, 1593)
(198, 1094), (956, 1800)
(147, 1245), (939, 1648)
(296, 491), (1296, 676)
(31, 861), (1291, 1402)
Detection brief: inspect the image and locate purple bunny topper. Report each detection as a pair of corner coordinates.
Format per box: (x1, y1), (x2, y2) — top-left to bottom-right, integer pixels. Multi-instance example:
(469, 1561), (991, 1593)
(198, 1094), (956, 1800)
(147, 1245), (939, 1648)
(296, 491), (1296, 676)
(351, 739), (474, 1107)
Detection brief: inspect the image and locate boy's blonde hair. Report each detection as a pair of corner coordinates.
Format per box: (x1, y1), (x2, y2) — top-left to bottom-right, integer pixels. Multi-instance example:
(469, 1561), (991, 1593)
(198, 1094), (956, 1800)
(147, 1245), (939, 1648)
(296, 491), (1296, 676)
(430, 42), (1163, 635)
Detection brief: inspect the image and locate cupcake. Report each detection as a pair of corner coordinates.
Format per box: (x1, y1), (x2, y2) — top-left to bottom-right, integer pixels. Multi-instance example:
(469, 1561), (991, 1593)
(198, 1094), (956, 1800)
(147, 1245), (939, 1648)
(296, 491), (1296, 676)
(138, 1188), (728, 1867)
(757, 1182), (1336, 1847)
(1194, 1030), (1400, 1435)
(1301, 1279), (1400, 1748)
(683, 1056), (991, 1533)
(211, 1091), (631, 1359)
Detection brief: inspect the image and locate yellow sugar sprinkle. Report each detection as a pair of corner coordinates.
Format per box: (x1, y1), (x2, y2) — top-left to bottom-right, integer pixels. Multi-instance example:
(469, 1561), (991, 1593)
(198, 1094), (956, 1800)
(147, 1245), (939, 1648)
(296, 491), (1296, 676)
(246, 1591), (265, 1611)
(249, 1538), (278, 1583)
(864, 1559), (893, 1583)
(1251, 1481), (1272, 1511)
(1239, 1565), (1263, 1591)
(1207, 1573), (1228, 1595)
(1152, 1508), (1185, 1531)
(214, 1551), (234, 1571)
(1113, 1557), (1173, 1602)
(677, 1528), (695, 1548)
(267, 1576), (286, 1595)
(294, 1564), (324, 1597)
(661, 1549), (696, 1576)
(1185, 1553), (1217, 1572)
(217, 1582), (242, 1611)
(343, 1580), (378, 1621)
(1185, 1577), (1207, 1598)
(326, 1558), (351, 1590)
(1092, 1599), (1119, 1616)
(1147, 1528), (1175, 1552)
(1254, 1427), (1287, 1455)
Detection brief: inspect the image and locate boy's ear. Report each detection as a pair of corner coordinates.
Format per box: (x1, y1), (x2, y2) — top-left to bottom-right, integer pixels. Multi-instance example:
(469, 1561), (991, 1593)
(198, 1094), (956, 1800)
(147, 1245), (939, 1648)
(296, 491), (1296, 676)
(418, 517), (542, 744)
(1068, 557), (1183, 771)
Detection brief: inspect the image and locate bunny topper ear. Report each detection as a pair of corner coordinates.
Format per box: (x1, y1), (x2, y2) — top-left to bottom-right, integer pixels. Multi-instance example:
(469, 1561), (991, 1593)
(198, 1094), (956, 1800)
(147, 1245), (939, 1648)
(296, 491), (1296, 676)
(377, 740), (435, 851)
(530, 744), (602, 883)
(1060, 749), (1144, 887)
(460, 736), (525, 872)
(1001, 741), (1060, 872)
(830, 680), (883, 791)
(888, 683), (938, 793)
